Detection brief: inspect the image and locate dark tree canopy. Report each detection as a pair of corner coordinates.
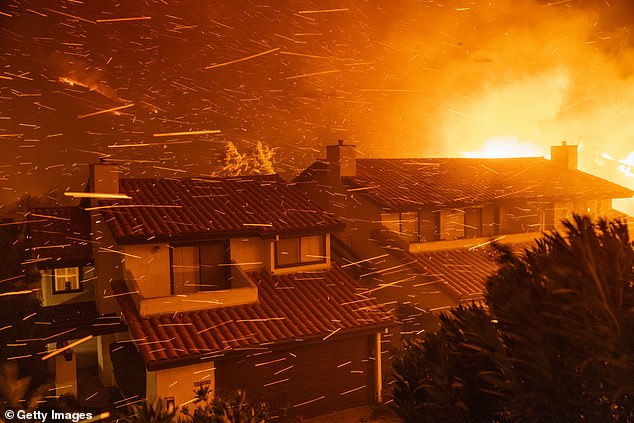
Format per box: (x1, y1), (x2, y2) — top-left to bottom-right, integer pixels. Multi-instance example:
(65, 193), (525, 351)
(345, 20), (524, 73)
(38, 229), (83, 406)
(0, 223), (46, 405)
(393, 215), (634, 423)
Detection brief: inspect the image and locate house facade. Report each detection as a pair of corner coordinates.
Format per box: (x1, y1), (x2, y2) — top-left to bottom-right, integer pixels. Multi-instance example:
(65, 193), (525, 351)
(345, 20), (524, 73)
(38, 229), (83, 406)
(26, 206), (126, 400)
(30, 164), (396, 421)
(294, 141), (634, 322)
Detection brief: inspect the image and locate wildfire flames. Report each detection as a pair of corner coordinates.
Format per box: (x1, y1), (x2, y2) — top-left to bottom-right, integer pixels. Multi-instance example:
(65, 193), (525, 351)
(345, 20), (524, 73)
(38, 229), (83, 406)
(1, 0), (634, 213)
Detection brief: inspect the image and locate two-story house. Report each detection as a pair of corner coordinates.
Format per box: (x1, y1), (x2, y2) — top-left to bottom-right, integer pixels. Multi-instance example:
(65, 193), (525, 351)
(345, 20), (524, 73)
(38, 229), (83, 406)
(78, 164), (396, 420)
(26, 206), (126, 402)
(294, 141), (634, 327)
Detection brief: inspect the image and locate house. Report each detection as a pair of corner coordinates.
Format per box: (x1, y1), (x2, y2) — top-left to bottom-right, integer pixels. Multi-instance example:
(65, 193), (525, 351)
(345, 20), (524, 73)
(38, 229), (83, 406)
(30, 164), (397, 421)
(26, 206), (126, 400)
(294, 141), (634, 325)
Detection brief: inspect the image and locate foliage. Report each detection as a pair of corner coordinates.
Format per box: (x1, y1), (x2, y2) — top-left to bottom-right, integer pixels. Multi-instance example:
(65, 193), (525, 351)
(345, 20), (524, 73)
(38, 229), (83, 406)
(0, 361), (47, 412)
(215, 141), (275, 177)
(126, 397), (176, 423)
(125, 389), (269, 423)
(179, 388), (269, 423)
(392, 215), (634, 423)
(0, 225), (47, 407)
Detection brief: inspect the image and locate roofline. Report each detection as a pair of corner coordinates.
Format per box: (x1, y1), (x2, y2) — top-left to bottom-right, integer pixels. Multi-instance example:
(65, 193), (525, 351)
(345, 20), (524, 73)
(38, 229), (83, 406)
(144, 321), (398, 371)
(111, 223), (346, 245)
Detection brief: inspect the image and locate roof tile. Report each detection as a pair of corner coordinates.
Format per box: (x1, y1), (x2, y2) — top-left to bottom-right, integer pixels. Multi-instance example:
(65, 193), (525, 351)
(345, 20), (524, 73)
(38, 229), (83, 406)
(113, 264), (395, 369)
(27, 207), (93, 267)
(341, 158), (633, 208)
(100, 175), (342, 243)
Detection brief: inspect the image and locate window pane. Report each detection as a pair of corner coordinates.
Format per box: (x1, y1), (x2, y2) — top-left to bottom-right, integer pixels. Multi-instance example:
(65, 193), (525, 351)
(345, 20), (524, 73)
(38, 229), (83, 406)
(172, 246), (199, 294)
(401, 212), (419, 242)
(300, 235), (324, 263)
(199, 242), (229, 291)
(277, 238), (299, 266)
(54, 267), (79, 292)
(465, 208), (482, 238)
(419, 209), (440, 241)
(440, 209), (465, 240)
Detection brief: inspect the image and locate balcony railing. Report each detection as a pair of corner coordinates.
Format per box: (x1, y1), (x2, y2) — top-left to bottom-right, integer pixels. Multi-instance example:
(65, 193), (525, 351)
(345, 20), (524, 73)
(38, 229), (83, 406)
(124, 263), (258, 317)
(377, 226), (544, 253)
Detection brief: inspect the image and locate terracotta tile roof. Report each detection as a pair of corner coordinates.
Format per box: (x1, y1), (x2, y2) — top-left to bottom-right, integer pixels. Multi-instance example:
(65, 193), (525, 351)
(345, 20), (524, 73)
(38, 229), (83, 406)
(315, 157), (632, 209)
(112, 264), (396, 370)
(370, 229), (537, 301)
(99, 175), (343, 244)
(27, 207), (93, 267)
(409, 248), (500, 300)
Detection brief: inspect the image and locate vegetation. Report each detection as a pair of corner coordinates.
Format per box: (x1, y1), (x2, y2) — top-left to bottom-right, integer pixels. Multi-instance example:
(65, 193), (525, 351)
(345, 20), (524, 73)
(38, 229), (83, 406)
(393, 215), (634, 423)
(125, 389), (269, 423)
(0, 224), (47, 411)
(215, 141), (275, 177)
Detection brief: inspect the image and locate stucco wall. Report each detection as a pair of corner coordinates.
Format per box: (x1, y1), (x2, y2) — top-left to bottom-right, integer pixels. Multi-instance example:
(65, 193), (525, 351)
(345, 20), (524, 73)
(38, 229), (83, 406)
(229, 237), (266, 271)
(92, 214), (125, 314)
(147, 361), (215, 408)
(122, 244), (171, 298)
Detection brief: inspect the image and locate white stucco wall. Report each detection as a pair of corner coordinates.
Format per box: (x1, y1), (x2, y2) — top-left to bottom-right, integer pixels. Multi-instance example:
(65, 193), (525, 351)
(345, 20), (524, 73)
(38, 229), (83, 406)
(229, 237), (266, 271)
(122, 244), (171, 298)
(146, 361), (215, 408)
(92, 214), (125, 314)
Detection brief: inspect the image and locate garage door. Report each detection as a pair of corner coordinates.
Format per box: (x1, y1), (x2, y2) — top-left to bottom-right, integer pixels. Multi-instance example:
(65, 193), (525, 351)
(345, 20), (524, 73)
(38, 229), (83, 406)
(216, 334), (375, 421)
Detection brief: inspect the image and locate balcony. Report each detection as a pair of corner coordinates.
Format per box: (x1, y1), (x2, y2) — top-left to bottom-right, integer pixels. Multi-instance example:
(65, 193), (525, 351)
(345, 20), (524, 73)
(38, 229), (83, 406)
(378, 225), (543, 253)
(124, 263), (258, 317)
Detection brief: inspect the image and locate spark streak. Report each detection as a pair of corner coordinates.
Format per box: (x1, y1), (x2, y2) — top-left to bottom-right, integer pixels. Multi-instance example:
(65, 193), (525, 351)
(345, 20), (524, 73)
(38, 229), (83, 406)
(41, 335), (93, 360)
(152, 130), (221, 137)
(205, 48), (280, 70)
(298, 8), (350, 14)
(285, 69), (341, 80)
(96, 16), (152, 23)
(64, 192), (132, 200)
(78, 104), (134, 119)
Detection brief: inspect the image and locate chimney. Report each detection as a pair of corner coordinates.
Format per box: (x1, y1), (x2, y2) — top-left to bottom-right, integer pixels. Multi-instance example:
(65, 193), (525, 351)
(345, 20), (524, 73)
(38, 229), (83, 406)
(326, 139), (356, 178)
(550, 141), (578, 170)
(89, 161), (120, 194)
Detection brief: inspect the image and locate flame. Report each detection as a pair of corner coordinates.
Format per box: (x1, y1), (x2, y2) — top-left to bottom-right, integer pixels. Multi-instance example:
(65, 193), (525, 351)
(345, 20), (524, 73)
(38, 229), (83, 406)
(462, 136), (544, 158)
(57, 75), (119, 101)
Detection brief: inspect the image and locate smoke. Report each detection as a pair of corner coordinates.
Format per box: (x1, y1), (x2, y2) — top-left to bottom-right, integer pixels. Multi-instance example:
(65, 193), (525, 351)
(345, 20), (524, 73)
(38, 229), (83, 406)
(1, 0), (634, 208)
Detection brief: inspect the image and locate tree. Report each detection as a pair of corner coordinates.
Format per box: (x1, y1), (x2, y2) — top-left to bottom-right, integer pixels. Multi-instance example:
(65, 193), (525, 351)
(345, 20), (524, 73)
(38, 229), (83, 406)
(0, 224), (47, 411)
(215, 141), (275, 177)
(393, 215), (634, 422)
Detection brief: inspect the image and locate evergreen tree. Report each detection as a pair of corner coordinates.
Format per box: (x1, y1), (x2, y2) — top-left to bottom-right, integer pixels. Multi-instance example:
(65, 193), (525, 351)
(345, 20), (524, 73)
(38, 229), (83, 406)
(216, 141), (275, 177)
(0, 223), (47, 410)
(393, 215), (634, 422)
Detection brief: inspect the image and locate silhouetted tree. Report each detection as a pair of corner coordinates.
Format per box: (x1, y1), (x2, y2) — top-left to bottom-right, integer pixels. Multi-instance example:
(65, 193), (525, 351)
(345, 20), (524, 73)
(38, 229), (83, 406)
(393, 215), (634, 423)
(0, 224), (47, 410)
(215, 141), (275, 177)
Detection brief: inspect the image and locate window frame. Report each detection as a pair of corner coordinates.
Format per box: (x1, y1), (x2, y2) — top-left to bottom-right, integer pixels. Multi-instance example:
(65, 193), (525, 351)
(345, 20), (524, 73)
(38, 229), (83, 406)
(274, 234), (327, 269)
(52, 267), (82, 295)
(169, 241), (230, 294)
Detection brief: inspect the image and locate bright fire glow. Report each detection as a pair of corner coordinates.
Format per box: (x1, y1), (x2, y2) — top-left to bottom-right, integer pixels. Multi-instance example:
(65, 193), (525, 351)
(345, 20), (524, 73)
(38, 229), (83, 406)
(618, 152), (634, 178)
(462, 136), (544, 158)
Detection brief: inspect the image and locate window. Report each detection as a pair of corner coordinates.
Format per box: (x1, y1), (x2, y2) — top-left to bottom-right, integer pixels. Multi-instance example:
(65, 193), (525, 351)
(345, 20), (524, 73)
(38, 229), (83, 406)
(464, 208), (482, 238)
(171, 242), (230, 294)
(53, 267), (81, 294)
(275, 235), (325, 268)
(400, 212), (419, 242)
(419, 209), (440, 241)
